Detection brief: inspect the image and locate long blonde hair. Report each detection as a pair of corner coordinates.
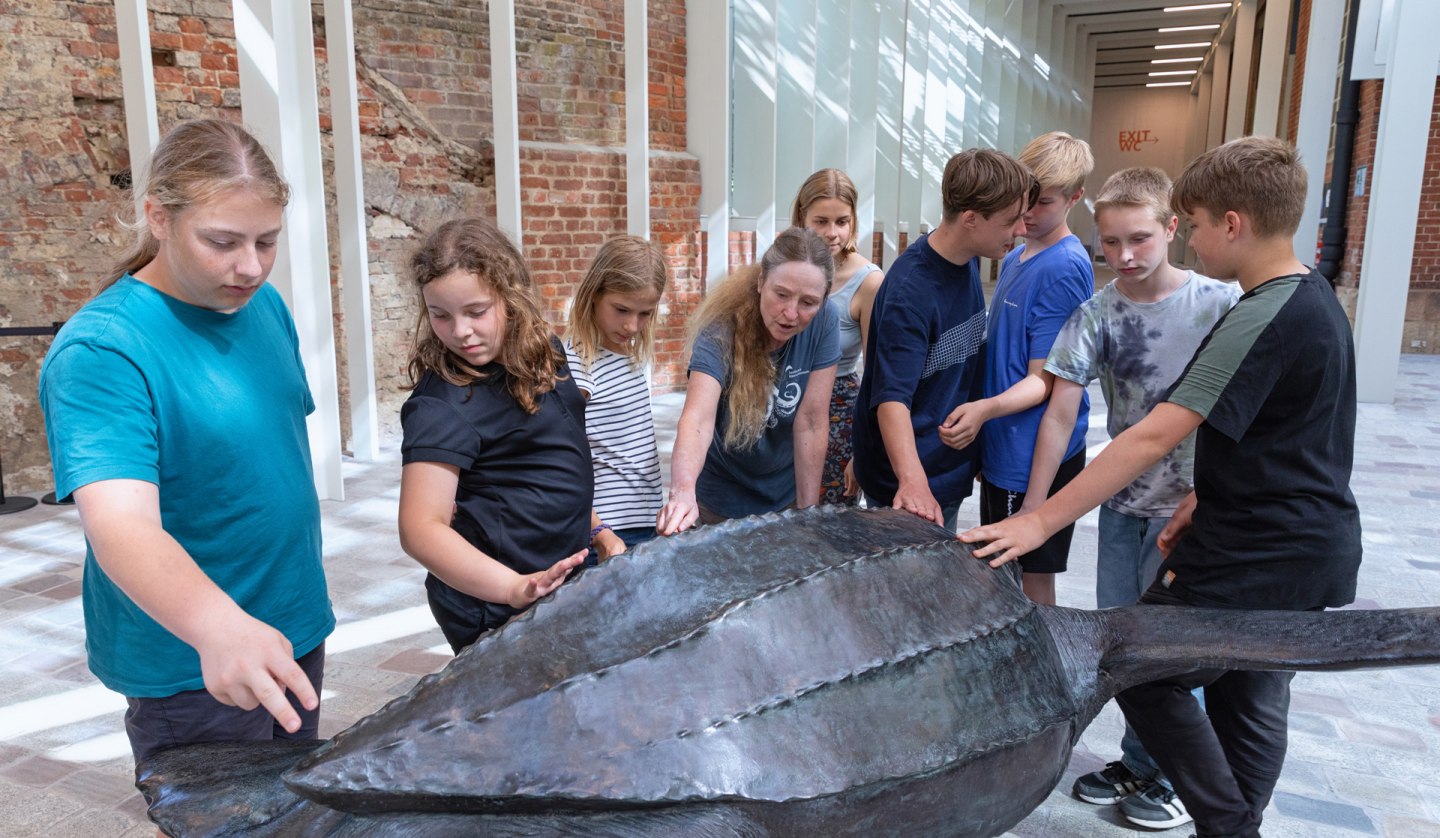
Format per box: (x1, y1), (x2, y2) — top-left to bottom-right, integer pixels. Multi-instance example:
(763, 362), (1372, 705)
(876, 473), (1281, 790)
(107, 119), (289, 287)
(689, 227), (833, 450)
(790, 168), (860, 260)
(566, 236), (669, 373)
(405, 218), (564, 414)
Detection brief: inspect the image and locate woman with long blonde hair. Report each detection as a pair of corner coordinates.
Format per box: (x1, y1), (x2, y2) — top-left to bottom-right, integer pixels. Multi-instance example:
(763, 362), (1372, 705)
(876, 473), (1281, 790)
(656, 227), (839, 534)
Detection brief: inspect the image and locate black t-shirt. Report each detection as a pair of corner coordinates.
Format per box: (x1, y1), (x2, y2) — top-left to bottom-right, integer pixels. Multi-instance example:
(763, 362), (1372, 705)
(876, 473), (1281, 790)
(1160, 270), (1360, 610)
(401, 360), (593, 578)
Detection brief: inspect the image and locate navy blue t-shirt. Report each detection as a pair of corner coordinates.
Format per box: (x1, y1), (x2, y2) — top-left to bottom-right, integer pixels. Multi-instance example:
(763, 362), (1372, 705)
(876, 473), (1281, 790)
(689, 301), (840, 518)
(852, 234), (986, 506)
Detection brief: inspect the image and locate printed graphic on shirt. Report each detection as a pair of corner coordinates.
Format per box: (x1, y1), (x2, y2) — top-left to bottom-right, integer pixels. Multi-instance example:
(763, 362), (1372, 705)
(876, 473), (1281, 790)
(766, 364), (807, 428)
(921, 310), (986, 380)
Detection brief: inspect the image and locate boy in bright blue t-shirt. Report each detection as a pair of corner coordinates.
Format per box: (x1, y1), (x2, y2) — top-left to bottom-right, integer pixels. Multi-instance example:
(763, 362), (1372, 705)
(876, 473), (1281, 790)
(939, 131), (1094, 604)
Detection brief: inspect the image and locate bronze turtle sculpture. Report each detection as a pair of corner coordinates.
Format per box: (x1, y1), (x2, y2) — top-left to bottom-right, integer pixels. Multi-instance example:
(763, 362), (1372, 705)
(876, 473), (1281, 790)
(137, 507), (1440, 836)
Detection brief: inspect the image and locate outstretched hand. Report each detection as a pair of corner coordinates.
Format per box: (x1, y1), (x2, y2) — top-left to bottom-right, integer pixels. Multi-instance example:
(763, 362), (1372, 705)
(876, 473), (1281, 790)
(509, 549), (586, 610)
(893, 480), (944, 525)
(958, 513), (1048, 568)
(1156, 491), (1197, 558)
(656, 490), (699, 536)
(194, 612), (317, 734)
(939, 401), (988, 450)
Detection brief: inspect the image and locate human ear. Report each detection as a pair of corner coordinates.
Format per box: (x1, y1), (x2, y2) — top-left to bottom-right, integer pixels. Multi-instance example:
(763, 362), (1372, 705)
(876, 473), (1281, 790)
(1164, 215), (1179, 241)
(143, 196), (171, 241)
(1223, 210), (1243, 238)
(1067, 188), (1084, 210)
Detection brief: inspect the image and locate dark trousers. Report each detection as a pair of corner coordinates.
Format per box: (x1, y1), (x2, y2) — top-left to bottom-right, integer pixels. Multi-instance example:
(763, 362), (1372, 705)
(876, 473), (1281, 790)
(1116, 585), (1294, 838)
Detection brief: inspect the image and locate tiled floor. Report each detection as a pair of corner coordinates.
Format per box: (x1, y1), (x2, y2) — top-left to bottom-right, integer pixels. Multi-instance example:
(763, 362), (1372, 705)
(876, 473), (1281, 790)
(3, 362), (1440, 837)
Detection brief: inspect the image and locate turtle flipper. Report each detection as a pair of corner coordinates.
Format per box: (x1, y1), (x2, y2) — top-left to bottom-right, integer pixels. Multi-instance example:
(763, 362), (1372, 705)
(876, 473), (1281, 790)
(1090, 604), (1440, 696)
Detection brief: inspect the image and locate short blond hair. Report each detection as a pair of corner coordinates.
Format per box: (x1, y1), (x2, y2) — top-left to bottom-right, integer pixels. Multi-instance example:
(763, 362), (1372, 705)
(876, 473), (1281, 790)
(1018, 131), (1094, 195)
(1172, 136), (1307, 238)
(1094, 167), (1174, 227)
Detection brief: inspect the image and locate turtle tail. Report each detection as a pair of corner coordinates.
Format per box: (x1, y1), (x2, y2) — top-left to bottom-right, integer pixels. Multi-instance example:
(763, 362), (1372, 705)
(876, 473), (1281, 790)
(1083, 604), (1440, 697)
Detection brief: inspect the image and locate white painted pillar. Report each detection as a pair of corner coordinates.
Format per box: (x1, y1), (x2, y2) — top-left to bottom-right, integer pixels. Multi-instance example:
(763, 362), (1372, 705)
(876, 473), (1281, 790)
(963, 0), (989, 147)
(874, 0), (906, 266)
(321, 0), (378, 462)
(996, 0), (1022, 154)
(897, 0), (931, 235)
(233, 0), (343, 500)
(1353, 0), (1440, 403)
(1224, 0), (1256, 141)
(687, 0), (730, 282)
(733, 0), (779, 255)
(775, 0), (818, 225)
(920, 0), (950, 227)
(489, 0), (523, 242)
(624, 0), (650, 238)
(1207, 41), (1231, 149)
(1292, 0), (1344, 266)
(1250, 0), (1291, 137)
(848, 0), (881, 257)
(944, 0), (968, 153)
(814, 0), (852, 167)
(113, 0), (159, 220)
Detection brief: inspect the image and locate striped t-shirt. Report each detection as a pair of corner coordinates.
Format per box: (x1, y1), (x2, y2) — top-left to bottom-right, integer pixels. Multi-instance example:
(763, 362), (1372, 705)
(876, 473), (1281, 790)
(564, 341), (663, 529)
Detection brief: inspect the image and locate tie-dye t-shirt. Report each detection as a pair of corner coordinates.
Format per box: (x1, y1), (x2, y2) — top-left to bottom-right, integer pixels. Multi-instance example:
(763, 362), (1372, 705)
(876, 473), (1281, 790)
(1044, 272), (1238, 517)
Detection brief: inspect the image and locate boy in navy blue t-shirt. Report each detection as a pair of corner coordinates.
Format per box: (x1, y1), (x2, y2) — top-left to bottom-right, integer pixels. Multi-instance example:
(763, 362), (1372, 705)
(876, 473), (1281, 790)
(852, 149), (1038, 531)
(940, 131), (1095, 605)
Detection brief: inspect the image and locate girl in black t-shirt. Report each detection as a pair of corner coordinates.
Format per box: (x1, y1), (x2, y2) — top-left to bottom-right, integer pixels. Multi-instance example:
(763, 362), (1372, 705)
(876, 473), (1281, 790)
(397, 217), (593, 653)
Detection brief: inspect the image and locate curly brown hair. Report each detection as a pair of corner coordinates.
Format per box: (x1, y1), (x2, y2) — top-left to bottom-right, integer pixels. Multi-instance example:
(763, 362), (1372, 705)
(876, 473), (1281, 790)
(405, 218), (564, 414)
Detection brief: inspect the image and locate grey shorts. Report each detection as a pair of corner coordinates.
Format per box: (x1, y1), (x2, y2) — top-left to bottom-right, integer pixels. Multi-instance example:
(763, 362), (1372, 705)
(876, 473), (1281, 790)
(123, 642), (325, 764)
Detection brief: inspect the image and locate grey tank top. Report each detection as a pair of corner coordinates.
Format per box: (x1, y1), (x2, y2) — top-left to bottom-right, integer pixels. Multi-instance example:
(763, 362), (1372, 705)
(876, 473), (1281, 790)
(832, 262), (882, 376)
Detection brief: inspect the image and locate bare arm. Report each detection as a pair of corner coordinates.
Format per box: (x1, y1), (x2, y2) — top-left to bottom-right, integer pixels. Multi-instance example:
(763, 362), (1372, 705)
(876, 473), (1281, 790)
(589, 508), (626, 560)
(852, 267), (885, 357)
(656, 372), (722, 535)
(793, 364), (836, 508)
(960, 402), (1204, 564)
(940, 358), (1054, 450)
(73, 479), (316, 731)
(399, 461), (583, 605)
(1019, 377), (1085, 511)
(877, 401), (943, 524)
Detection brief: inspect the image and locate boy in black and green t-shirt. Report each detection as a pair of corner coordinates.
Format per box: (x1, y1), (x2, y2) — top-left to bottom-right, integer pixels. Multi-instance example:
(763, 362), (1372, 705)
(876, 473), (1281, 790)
(961, 136), (1360, 838)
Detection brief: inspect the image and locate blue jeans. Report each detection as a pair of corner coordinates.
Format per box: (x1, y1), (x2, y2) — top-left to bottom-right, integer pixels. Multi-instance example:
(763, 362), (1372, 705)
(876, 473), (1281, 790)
(1098, 505), (1202, 789)
(585, 525), (657, 566)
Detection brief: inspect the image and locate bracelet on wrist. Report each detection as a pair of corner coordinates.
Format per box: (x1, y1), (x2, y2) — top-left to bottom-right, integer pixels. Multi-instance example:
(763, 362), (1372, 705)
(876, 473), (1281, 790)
(590, 522), (612, 542)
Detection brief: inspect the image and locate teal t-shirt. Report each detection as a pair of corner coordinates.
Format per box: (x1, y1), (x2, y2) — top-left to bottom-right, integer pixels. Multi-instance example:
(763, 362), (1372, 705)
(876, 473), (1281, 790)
(39, 276), (334, 697)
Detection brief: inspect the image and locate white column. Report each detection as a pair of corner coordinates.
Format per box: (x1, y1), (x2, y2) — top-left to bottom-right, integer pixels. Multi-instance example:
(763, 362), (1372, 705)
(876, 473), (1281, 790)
(1250, 0), (1291, 137)
(848, 0), (882, 255)
(874, 0), (906, 266)
(1354, 0), (1440, 403)
(962, 0), (988, 147)
(1207, 41), (1231, 148)
(775, 0), (818, 225)
(687, 0), (731, 281)
(321, 0), (378, 462)
(995, 0), (1022, 154)
(625, 0), (650, 238)
(1224, 0), (1256, 141)
(814, 0), (852, 167)
(920, 0), (950, 227)
(489, 0), (523, 242)
(897, 0), (931, 235)
(733, 0), (779, 255)
(233, 0), (343, 500)
(944, 0), (968, 152)
(113, 0), (159, 220)
(1292, 0), (1344, 266)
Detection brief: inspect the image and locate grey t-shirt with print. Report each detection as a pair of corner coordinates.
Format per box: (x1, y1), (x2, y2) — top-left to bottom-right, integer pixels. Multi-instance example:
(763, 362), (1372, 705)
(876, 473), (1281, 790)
(1044, 272), (1239, 517)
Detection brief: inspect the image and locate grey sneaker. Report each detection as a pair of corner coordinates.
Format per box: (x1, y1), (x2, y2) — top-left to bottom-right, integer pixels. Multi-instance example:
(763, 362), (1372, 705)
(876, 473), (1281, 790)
(1120, 784), (1194, 829)
(1071, 761), (1154, 805)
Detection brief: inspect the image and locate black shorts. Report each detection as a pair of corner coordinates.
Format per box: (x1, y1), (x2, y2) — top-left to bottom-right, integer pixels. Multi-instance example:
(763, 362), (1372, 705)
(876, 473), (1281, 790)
(980, 449), (1085, 574)
(123, 642), (325, 765)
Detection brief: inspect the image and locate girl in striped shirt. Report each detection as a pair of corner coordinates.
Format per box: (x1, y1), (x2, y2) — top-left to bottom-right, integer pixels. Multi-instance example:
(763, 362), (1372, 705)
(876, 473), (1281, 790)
(565, 236), (671, 561)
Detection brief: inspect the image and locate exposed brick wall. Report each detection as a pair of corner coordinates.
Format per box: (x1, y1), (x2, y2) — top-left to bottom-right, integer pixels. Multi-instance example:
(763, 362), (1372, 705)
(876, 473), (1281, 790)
(1338, 79), (1381, 292)
(0, 0), (699, 494)
(1286, 0), (1310, 142)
